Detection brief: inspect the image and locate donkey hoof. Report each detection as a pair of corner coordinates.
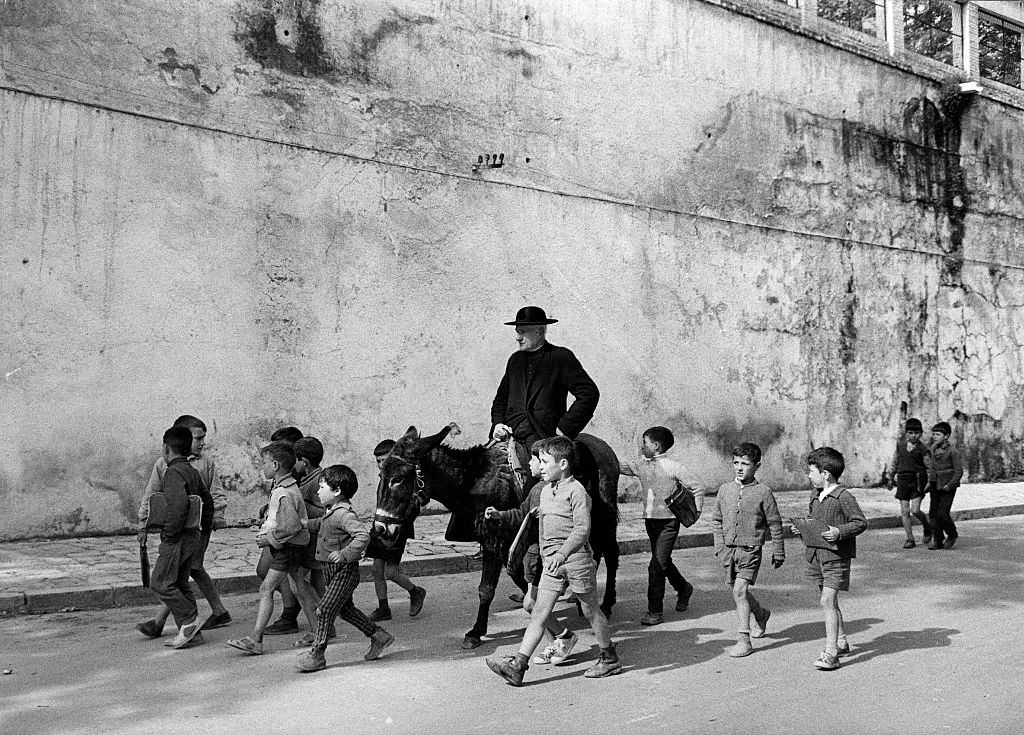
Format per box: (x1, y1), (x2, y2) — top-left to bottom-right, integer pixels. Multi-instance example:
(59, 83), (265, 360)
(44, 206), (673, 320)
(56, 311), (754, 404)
(462, 635), (482, 650)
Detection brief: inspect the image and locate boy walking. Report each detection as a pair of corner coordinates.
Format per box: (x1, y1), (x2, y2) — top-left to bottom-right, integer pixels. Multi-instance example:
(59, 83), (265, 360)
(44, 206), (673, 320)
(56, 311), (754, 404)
(296, 464), (395, 672)
(620, 426), (702, 625)
(143, 426), (206, 649)
(927, 422), (963, 550)
(485, 437), (622, 686)
(367, 439), (427, 622)
(227, 441), (321, 655)
(889, 418), (932, 548)
(793, 447), (867, 671)
(485, 440), (577, 666)
(136, 415), (231, 637)
(711, 442), (784, 657)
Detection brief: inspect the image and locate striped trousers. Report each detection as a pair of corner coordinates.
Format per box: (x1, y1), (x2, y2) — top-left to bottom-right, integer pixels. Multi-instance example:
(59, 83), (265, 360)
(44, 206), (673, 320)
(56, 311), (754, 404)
(313, 561), (378, 650)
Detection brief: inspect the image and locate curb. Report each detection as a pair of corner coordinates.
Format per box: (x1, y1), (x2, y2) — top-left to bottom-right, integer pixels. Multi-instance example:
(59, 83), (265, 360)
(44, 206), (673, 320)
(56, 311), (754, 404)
(7, 504), (1023, 615)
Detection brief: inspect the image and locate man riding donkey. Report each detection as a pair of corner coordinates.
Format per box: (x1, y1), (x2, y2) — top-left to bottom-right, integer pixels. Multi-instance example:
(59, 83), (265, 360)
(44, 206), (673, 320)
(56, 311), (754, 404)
(489, 307), (618, 616)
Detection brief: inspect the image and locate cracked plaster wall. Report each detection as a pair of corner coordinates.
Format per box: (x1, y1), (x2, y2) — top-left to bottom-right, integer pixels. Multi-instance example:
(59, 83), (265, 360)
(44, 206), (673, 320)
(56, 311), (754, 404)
(2, 0), (1024, 539)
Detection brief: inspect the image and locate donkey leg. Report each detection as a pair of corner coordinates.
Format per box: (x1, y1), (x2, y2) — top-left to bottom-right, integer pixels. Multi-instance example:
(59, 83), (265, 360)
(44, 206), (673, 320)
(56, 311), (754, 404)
(463, 552), (501, 649)
(600, 539), (620, 618)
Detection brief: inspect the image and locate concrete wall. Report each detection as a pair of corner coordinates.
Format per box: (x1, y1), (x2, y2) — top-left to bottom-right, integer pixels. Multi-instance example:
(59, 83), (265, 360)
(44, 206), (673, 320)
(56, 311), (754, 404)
(2, 0), (1023, 539)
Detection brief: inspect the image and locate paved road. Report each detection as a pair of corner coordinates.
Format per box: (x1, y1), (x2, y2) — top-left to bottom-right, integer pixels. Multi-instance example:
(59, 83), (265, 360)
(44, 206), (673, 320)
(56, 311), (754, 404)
(2, 518), (1022, 735)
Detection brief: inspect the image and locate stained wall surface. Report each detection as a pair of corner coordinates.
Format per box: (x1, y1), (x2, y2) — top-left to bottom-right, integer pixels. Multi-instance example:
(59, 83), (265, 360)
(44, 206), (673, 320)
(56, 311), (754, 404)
(2, 0), (1023, 539)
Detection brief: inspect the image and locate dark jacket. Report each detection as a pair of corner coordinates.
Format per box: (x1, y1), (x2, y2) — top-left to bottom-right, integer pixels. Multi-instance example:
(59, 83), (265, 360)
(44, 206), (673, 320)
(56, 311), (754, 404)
(711, 480), (785, 559)
(928, 440), (963, 493)
(804, 485), (868, 563)
(160, 457), (204, 543)
(490, 341), (599, 441)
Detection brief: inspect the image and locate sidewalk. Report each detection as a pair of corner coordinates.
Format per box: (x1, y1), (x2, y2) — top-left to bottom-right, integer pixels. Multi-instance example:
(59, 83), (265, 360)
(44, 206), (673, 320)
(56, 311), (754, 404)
(2, 482), (1021, 615)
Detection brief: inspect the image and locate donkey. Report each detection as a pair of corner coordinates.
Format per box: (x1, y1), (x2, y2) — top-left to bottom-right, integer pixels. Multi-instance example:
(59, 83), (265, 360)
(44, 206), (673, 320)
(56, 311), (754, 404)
(377, 425), (619, 649)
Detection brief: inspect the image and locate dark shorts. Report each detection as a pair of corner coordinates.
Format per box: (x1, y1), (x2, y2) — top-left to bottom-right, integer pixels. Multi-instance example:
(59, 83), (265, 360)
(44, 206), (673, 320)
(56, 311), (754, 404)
(368, 535), (408, 564)
(895, 473), (927, 501)
(806, 551), (852, 591)
(268, 544), (306, 573)
(523, 548), (541, 586)
(190, 531), (211, 571)
(722, 545), (762, 585)
(302, 534), (322, 571)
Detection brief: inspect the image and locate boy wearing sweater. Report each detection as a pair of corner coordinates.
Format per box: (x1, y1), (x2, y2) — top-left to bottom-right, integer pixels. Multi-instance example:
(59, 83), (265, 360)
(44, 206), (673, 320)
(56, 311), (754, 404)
(227, 441), (321, 655)
(711, 442), (785, 658)
(296, 464), (394, 672)
(927, 421), (964, 550)
(792, 447), (867, 671)
(485, 437), (621, 686)
(888, 418), (932, 549)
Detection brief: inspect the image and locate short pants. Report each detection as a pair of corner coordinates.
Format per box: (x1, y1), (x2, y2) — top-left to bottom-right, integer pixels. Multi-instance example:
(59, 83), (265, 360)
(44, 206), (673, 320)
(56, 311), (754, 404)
(805, 550), (852, 591)
(367, 534), (409, 564)
(721, 545), (762, 585)
(302, 533), (322, 571)
(268, 544), (306, 573)
(537, 547), (597, 596)
(894, 472), (927, 501)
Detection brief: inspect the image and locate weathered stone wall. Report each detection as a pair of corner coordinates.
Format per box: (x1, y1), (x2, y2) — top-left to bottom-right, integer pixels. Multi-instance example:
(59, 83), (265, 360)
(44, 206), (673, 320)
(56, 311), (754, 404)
(2, 0), (1023, 539)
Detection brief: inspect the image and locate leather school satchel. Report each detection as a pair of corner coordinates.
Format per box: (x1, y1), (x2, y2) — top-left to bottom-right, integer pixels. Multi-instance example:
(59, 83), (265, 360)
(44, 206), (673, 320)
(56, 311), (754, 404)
(144, 493), (203, 531)
(666, 481), (700, 528)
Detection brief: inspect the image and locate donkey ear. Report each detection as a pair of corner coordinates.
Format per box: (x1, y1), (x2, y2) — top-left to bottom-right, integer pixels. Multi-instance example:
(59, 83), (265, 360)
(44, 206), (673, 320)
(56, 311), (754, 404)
(404, 426), (420, 441)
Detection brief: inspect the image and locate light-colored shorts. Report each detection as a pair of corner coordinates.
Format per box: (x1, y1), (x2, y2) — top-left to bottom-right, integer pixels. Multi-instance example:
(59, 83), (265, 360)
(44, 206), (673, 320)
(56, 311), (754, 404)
(537, 547), (597, 596)
(722, 545), (762, 585)
(806, 550), (852, 591)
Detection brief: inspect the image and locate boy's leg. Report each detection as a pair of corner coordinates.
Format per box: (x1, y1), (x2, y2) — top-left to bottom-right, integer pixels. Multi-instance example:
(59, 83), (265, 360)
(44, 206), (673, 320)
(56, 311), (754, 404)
(644, 520), (667, 619)
(927, 487), (944, 547)
(150, 539), (199, 629)
(384, 560), (415, 592)
(288, 566), (322, 634)
(938, 490), (958, 546)
(576, 590), (612, 649)
(820, 587), (840, 655)
(253, 569), (288, 640)
(899, 498), (913, 540)
(369, 558), (392, 621)
(519, 587), (562, 658)
(310, 563), (352, 651)
(191, 567), (228, 617)
(732, 578), (752, 633)
(909, 495), (931, 539)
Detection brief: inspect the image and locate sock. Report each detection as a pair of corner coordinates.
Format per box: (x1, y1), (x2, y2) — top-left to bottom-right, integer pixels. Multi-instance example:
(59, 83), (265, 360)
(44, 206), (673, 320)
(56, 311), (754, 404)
(282, 604), (300, 621)
(376, 600), (391, 610)
(601, 644), (618, 660)
(737, 631), (751, 641)
(514, 652), (529, 668)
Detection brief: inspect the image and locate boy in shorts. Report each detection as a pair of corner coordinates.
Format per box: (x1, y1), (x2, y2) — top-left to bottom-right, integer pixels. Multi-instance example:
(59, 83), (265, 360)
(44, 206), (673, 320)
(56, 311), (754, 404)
(711, 442), (784, 657)
(793, 447), (867, 671)
(226, 441), (321, 655)
(485, 440), (576, 666)
(888, 418), (932, 548)
(485, 436), (621, 686)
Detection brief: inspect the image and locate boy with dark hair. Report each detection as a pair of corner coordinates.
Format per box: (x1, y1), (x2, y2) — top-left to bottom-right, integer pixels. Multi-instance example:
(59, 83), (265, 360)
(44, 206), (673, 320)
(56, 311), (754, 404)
(711, 442), (785, 657)
(889, 417), (932, 549)
(485, 439), (577, 665)
(927, 422), (963, 550)
(366, 439), (427, 622)
(261, 426), (304, 635)
(792, 447), (867, 671)
(296, 464), (395, 672)
(227, 441), (321, 655)
(620, 426), (703, 626)
(142, 426), (206, 649)
(291, 436), (331, 645)
(136, 414), (231, 637)
(485, 436), (621, 686)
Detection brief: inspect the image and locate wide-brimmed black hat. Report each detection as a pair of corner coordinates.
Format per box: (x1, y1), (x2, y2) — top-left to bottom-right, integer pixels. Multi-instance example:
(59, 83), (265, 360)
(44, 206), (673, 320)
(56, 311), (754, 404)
(504, 306), (558, 326)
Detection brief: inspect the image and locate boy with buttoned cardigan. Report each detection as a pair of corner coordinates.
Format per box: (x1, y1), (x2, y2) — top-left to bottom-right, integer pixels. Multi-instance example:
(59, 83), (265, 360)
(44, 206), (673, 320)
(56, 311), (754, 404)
(296, 464), (394, 673)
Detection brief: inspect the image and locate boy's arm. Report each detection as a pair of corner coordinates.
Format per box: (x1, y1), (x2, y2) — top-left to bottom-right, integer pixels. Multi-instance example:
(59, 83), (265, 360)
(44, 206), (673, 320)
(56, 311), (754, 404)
(710, 490), (724, 554)
(887, 445), (899, 488)
(138, 461), (162, 525)
(305, 515), (322, 534)
(763, 490), (785, 560)
(619, 459), (638, 477)
(333, 511), (370, 562)
(207, 460), (228, 528)
(555, 484), (592, 559)
(835, 492), (868, 539)
(946, 448), (964, 491)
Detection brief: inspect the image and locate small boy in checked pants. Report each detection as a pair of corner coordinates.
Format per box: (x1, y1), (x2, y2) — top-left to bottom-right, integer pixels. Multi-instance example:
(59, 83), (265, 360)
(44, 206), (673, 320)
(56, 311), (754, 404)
(296, 464), (394, 672)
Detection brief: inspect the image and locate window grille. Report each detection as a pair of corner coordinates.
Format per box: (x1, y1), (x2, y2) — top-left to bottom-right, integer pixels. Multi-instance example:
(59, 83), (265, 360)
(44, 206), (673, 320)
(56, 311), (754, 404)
(904, 0), (962, 66)
(979, 13), (1023, 88)
(818, 0), (887, 39)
